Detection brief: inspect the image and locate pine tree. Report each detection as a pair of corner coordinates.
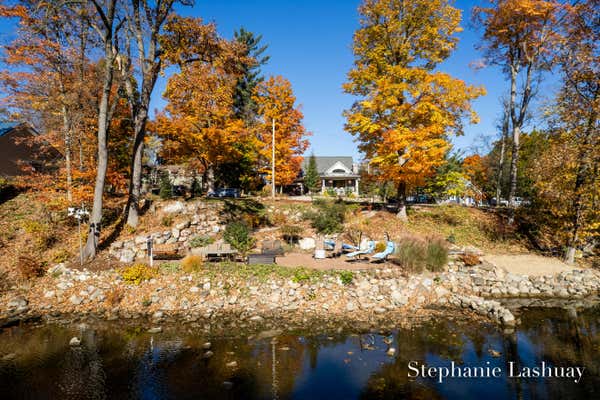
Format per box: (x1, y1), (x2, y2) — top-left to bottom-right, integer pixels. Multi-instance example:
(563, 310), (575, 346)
(159, 173), (172, 200)
(233, 28), (270, 124)
(304, 153), (320, 195)
(190, 176), (202, 198)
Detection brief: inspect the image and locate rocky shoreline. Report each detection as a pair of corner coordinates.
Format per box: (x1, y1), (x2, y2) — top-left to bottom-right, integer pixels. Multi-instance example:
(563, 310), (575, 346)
(2, 259), (599, 331)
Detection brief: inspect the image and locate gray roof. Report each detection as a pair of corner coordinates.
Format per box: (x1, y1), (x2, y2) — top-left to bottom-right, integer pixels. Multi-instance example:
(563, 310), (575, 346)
(302, 156), (354, 175)
(0, 122), (20, 137)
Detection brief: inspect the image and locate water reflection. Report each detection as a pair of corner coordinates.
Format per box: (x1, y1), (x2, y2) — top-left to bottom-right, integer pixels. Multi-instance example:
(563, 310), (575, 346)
(0, 306), (599, 399)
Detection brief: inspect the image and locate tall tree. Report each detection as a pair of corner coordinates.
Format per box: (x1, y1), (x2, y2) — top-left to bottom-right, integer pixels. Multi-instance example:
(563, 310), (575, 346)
(495, 100), (511, 205)
(304, 152), (320, 195)
(0, 1), (93, 203)
(120, 0), (192, 228)
(344, 0), (483, 220)
(474, 0), (560, 221)
(156, 17), (250, 191)
(82, 0), (124, 261)
(546, 0), (599, 263)
(254, 75), (309, 191)
(233, 27), (269, 124)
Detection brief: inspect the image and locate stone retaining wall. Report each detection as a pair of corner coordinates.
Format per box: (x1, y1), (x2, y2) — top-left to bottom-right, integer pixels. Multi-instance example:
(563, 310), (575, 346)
(109, 200), (224, 262)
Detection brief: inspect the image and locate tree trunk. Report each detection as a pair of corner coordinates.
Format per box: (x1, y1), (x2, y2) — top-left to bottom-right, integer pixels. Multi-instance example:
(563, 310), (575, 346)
(496, 109), (509, 206)
(565, 111), (596, 264)
(206, 165), (215, 192)
(62, 109), (73, 203)
(396, 181), (408, 221)
(82, 41), (114, 261)
(507, 125), (520, 224)
(126, 110), (147, 228)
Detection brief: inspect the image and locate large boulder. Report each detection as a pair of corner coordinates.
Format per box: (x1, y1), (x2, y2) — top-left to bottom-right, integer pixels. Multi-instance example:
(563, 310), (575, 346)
(298, 237), (316, 250)
(162, 201), (186, 214)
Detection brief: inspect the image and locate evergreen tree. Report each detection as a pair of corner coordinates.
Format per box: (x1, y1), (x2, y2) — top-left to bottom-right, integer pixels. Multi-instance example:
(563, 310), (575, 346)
(233, 28), (270, 123)
(190, 176), (202, 198)
(159, 172), (172, 199)
(304, 153), (320, 194)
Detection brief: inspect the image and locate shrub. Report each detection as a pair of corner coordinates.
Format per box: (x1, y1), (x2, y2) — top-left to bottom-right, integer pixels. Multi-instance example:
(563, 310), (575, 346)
(189, 235), (214, 248)
(425, 239), (448, 272)
(222, 199), (269, 228)
(446, 233), (456, 244)
(461, 253), (481, 266)
(161, 215), (174, 227)
(307, 200), (347, 234)
(18, 255), (46, 280)
(181, 255), (204, 273)
(51, 248), (72, 264)
(121, 263), (156, 285)
(159, 173), (172, 199)
(338, 270), (354, 285)
(224, 221), (256, 255)
(281, 225), (303, 244)
(395, 239), (427, 273)
(374, 241), (386, 253)
(395, 237), (449, 273)
(21, 220), (54, 251)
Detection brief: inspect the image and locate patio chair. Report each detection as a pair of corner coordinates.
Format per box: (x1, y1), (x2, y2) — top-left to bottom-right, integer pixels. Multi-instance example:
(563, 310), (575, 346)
(345, 240), (375, 260)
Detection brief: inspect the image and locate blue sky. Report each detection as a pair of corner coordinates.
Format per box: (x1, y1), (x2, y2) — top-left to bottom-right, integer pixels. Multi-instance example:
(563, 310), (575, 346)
(156, 0), (559, 160)
(1, 0), (560, 160)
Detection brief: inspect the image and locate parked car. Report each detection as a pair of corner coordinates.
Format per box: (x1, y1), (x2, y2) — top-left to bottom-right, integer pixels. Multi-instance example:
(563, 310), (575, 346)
(207, 188), (241, 198)
(491, 197), (509, 206)
(220, 188), (240, 198)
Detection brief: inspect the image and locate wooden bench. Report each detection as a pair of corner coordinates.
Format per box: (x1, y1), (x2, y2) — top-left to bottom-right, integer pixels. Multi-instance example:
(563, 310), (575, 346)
(191, 243), (237, 262)
(153, 243), (182, 260)
(247, 253), (276, 265)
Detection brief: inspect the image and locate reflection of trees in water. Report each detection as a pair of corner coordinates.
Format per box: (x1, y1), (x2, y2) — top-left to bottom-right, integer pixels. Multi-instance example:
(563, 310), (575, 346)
(359, 319), (471, 399)
(2, 310), (600, 399)
(57, 328), (107, 400)
(514, 307), (600, 398)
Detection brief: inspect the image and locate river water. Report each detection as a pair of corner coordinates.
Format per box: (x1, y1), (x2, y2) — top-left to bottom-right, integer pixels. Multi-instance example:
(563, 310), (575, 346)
(0, 305), (599, 399)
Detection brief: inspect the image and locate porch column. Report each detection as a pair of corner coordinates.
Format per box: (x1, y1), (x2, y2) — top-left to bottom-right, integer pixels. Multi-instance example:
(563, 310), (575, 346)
(321, 178), (325, 194)
(355, 178), (359, 196)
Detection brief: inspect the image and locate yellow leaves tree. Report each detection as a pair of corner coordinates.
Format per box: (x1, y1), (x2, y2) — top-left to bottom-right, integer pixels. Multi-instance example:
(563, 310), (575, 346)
(254, 76), (309, 190)
(474, 0), (561, 217)
(344, 0), (484, 219)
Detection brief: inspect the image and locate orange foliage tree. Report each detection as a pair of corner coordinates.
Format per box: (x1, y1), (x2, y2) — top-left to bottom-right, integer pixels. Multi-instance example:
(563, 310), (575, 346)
(156, 17), (252, 191)
(344, 0), (484, 219)
(253, 76), (309, 191)
(0, 1), (131, 208)
(531, 0), (599, 263)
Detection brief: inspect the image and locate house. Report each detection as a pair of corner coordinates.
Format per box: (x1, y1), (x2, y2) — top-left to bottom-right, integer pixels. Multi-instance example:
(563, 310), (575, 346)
(0, 121), (61, 177)
(300, 156), (360, 196)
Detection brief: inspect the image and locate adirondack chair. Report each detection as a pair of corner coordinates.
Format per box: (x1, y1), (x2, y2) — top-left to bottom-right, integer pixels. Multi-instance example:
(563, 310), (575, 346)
(342, 232), (362, 253)
(345, 240), (375, 261)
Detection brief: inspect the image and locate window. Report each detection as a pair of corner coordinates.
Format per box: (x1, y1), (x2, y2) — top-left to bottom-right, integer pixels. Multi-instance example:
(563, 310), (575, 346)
(331, 168), (346, 173)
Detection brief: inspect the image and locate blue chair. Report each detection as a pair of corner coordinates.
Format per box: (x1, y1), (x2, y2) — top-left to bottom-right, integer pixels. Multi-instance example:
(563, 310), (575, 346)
(371, 240), (395, 261)
(323, 239), (336, 251)
(342, 243), (359, 252)
(346, 241), (375, 260)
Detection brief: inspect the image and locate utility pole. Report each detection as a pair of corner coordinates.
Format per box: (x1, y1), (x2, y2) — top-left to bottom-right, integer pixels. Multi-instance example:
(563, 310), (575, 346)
(271, 118), (276, 199)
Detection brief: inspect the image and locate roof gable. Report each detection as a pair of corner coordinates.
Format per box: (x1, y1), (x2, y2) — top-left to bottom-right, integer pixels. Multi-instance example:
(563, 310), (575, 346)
(302, 156), (354, 174)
